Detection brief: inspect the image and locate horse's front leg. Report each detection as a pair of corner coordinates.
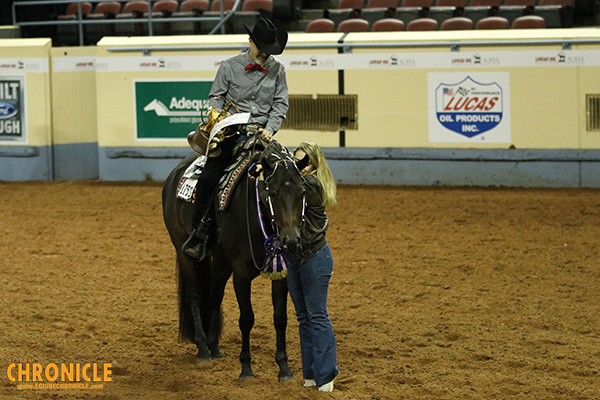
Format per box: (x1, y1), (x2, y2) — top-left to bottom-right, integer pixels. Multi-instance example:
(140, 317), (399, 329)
(272, 278), (293, 381)
(233, 271), (255, 380)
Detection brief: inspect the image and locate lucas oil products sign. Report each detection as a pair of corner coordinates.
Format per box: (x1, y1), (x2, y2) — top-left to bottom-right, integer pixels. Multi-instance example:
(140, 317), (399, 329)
(428, 72), (511, 143)
(0, 76), (26, 143)
(134, 79), (213, 140)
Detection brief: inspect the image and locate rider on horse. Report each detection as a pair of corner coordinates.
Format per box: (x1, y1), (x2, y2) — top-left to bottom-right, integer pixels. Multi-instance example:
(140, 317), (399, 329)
(184, 18), (289, 260)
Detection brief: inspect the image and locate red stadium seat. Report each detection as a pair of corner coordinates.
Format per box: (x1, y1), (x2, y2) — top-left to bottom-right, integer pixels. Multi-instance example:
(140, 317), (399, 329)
(406, 17), (438, 30)
(464, 0), (501, 26)
(511, 14), (545, 28)
(149, 0), (179, 35)
(202, 0), (240, 33)
(361, 0), (399, 27)
(232, 0), (273, 33)
(85, 2), (122, 43)
(328, 0), (365, 29)
(56, 2), (93, 45)
(475, 15), (509, 29)
(372, 18), (405, 31)
(171, 0), (209, 35)
(395, 0), (434, 26)
(152, 0), (178, 16)
(115, 1), (149, 36)
(57, 2), (93, 19)
(87, 1), (121, 18)
(534, 0), (573, 27)
(337, 18), (370, 32)
(178, 0), (210, 13)
(429, 0), (467, 25)
(441, 16), (473, 29)
(305, 18), (336, 32)
(498, 0), (536, 27)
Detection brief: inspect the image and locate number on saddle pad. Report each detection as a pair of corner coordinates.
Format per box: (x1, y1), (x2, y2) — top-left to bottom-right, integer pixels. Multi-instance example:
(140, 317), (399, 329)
(176, 155), (207, 203)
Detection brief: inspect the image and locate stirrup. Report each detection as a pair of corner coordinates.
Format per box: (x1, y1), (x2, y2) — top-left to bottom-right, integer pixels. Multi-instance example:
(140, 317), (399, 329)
(182, 228), (209, 261)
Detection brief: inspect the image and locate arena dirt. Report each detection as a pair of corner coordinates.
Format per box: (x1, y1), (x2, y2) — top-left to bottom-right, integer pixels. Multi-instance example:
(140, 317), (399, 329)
(1, 181), (599, 400)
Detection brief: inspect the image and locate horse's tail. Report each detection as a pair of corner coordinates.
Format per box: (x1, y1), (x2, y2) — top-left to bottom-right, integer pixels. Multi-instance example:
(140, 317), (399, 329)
(177, 258), (196, 343)
(176, 257), (223, 343)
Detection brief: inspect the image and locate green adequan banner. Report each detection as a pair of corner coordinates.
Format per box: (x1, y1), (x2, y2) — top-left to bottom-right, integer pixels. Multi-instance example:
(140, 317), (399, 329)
(0, 76), (26, 143)
(134, 79), (213, 140)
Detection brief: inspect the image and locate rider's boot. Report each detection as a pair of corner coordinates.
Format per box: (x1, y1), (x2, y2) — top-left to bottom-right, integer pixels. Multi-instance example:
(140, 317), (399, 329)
(183, 216), (212, 261)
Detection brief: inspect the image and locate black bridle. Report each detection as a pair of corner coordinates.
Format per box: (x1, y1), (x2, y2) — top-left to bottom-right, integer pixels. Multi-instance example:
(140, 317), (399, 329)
(245, 142), (306, 272)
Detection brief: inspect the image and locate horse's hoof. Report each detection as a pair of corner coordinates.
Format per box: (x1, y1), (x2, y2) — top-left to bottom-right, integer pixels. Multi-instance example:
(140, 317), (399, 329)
(211, 351), (224, 360)
(239, 372), (255, 381)
(278, 374), (294, 382)
(195, 357), (213, 369)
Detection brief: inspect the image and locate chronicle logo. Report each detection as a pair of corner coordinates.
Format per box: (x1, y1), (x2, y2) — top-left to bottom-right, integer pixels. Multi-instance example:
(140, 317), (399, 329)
(6, 361), (112, 390)
(435, 76), (503, 138)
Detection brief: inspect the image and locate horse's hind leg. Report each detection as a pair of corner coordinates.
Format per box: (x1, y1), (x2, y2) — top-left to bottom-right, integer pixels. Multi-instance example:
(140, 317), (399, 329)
(272, 279), (293, 382)
(206, 261), (232, 360)
(233, 270), (255, 380)
(179, 256), (212, 368)
(187, 287), (212, 368)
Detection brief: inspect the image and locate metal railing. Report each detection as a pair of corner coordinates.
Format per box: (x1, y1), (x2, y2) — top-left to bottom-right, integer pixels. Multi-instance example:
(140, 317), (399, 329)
(12, 0), (241, 46)
(104, 37), (600, 54)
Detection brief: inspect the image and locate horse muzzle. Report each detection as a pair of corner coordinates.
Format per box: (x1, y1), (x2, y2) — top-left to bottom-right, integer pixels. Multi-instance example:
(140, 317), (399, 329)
(280, 231), (302, 257)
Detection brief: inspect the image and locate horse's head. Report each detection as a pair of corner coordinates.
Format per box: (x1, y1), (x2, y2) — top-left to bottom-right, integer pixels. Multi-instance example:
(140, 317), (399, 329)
(258, 142), (305, 257)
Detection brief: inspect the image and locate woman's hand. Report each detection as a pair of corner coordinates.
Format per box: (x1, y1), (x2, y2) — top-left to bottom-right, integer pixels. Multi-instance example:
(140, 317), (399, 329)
(248, 163), (265, 181)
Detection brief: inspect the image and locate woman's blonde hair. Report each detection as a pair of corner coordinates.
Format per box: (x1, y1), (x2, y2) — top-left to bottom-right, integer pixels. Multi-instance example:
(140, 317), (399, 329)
(295, 142), (337, 207)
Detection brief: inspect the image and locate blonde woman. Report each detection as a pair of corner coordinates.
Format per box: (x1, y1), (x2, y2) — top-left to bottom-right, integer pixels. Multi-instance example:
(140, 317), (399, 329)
(288, 142), (338, 392)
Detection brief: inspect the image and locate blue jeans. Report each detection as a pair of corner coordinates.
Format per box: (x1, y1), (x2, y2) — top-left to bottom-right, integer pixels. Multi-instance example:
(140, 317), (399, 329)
(287, 243), (338, 387)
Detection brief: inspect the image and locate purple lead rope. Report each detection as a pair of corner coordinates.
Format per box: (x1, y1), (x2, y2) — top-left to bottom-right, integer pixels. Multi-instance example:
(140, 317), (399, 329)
(255, 178), (288, 278)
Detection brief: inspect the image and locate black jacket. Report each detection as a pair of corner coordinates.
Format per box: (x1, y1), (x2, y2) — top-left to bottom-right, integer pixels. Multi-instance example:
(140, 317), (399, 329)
(298, 174), (328, 263)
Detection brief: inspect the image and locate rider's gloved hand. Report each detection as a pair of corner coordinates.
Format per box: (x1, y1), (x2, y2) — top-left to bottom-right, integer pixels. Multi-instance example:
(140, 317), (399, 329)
(258, 128), (273, 143)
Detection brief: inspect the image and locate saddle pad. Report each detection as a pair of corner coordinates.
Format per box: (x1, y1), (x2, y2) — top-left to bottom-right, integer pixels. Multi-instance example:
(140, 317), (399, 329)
(217, 151), (252, 211)
(176, 155), (207, 203)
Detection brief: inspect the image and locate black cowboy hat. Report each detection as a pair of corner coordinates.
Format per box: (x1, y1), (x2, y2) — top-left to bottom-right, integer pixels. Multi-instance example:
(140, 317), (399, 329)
(244, 18), (288, 56)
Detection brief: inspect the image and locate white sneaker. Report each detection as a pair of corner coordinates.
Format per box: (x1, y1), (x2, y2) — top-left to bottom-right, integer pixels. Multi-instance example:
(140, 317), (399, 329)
(304, 379), (316, 387)
(318, 379), (334, 392)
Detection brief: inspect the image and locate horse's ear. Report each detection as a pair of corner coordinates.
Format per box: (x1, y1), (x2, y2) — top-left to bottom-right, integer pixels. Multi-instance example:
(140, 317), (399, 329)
(259, 155), (275, 177)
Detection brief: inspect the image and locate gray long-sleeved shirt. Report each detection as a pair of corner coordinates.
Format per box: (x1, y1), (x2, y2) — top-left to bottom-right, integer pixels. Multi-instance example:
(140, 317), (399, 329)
(208, 51), (289, 134)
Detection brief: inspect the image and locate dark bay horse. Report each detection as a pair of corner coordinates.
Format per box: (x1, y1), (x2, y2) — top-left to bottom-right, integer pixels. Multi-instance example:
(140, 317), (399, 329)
(162, 140), (305, 381)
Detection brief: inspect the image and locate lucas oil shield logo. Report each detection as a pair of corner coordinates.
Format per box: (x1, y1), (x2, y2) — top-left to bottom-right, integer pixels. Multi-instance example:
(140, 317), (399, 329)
(428, 73), (511, 143)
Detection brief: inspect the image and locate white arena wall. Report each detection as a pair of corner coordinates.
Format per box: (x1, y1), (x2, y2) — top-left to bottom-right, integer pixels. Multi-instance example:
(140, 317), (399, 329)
(1, 29), (600, 186)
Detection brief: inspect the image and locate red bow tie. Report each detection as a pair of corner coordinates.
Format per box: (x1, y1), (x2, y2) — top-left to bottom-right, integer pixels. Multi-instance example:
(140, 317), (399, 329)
(245, 64), (268, 73)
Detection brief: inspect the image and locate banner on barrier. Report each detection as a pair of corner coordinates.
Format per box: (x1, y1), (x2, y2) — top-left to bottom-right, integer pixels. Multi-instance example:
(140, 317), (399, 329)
(428, 72), (511, 143)
(0, 76), (26, 143)
(134, 79), (213, 140)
